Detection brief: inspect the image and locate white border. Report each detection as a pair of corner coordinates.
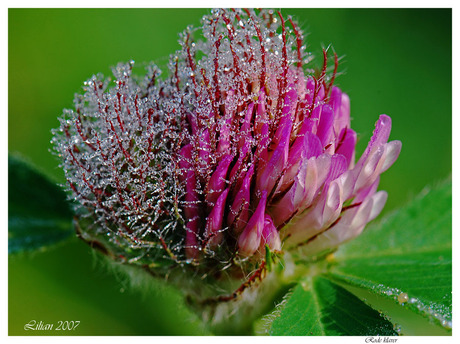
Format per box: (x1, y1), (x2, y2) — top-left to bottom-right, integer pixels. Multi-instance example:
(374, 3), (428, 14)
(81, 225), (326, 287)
(3, 1), (457, 343)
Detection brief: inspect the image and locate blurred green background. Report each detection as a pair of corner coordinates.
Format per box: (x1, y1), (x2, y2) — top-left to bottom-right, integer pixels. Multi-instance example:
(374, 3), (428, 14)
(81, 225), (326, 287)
(8, 9), (451, 335)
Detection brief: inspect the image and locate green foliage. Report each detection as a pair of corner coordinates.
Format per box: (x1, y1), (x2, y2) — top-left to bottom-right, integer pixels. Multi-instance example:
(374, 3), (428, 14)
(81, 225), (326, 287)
(270, 276), (397, 335)
(8, 154), (74, 253)
(267, 179), (452, 335)
(330, 179), (452, 329)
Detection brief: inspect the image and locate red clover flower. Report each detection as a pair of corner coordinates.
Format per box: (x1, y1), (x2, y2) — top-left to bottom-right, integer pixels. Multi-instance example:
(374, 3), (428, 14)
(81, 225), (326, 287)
(52, 9), (401, 306)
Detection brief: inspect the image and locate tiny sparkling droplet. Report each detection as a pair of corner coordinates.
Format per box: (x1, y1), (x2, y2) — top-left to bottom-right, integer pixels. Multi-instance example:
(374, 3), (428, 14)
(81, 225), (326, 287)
(398, 292), (409, 304)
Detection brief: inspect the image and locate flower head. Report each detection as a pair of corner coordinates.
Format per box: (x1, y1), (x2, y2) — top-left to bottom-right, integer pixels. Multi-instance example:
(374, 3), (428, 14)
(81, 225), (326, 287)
(52, 9), (400, 297)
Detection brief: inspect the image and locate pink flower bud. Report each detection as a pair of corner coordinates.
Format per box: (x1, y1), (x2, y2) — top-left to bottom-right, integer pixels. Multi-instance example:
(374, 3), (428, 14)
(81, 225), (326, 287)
(52, 8), (401, 287)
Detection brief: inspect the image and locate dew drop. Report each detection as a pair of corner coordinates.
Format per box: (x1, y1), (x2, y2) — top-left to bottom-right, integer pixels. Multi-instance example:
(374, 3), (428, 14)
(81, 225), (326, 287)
(397, 292), (409, 304)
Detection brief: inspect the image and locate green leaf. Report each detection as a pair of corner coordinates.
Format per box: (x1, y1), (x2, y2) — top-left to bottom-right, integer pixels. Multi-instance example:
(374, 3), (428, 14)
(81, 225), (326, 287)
(329, 179), (452, 330)
(269, 276), (397, 336)
(8, 154), (74, 254)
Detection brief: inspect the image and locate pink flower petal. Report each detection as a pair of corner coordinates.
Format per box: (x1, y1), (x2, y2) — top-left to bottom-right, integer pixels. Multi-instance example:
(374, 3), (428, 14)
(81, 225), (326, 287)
(255, 87), (268, 136)
(329, 86), (342, 116)
(238, 102), (254, 150)
(323, 154), (348, 187)
(256, 119), (291, 194)
(228, 165), (254, 234)
(368, 191), (388, 222)
(338, 170), (356, 201)
(185, 218), (200, 260)
(314, 154), (333, 189)
(205, 188), (230, 249)
(357, 114), (392, 167)
(205, 154), (233, 207)
(284, 178), (343, 247)
(238, 191), (267, 257)
(332, 89), (351, 135)
(279, 132), (322, 193)
(316, 104), (334, 147)
(297, 194), (374, 256)
(229, 140), (251, 193)
(381, 140), (402, 173)
(217, 90), (236, 153)
(260, 214), (282, 252)
(178, 144), (193, 170)
(336, 128), (357, 168)
(198, 128), (211, 167)
(305, 77), (316, 104)
(355, 145), (385, 191)
(355, 176), (380, 203)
